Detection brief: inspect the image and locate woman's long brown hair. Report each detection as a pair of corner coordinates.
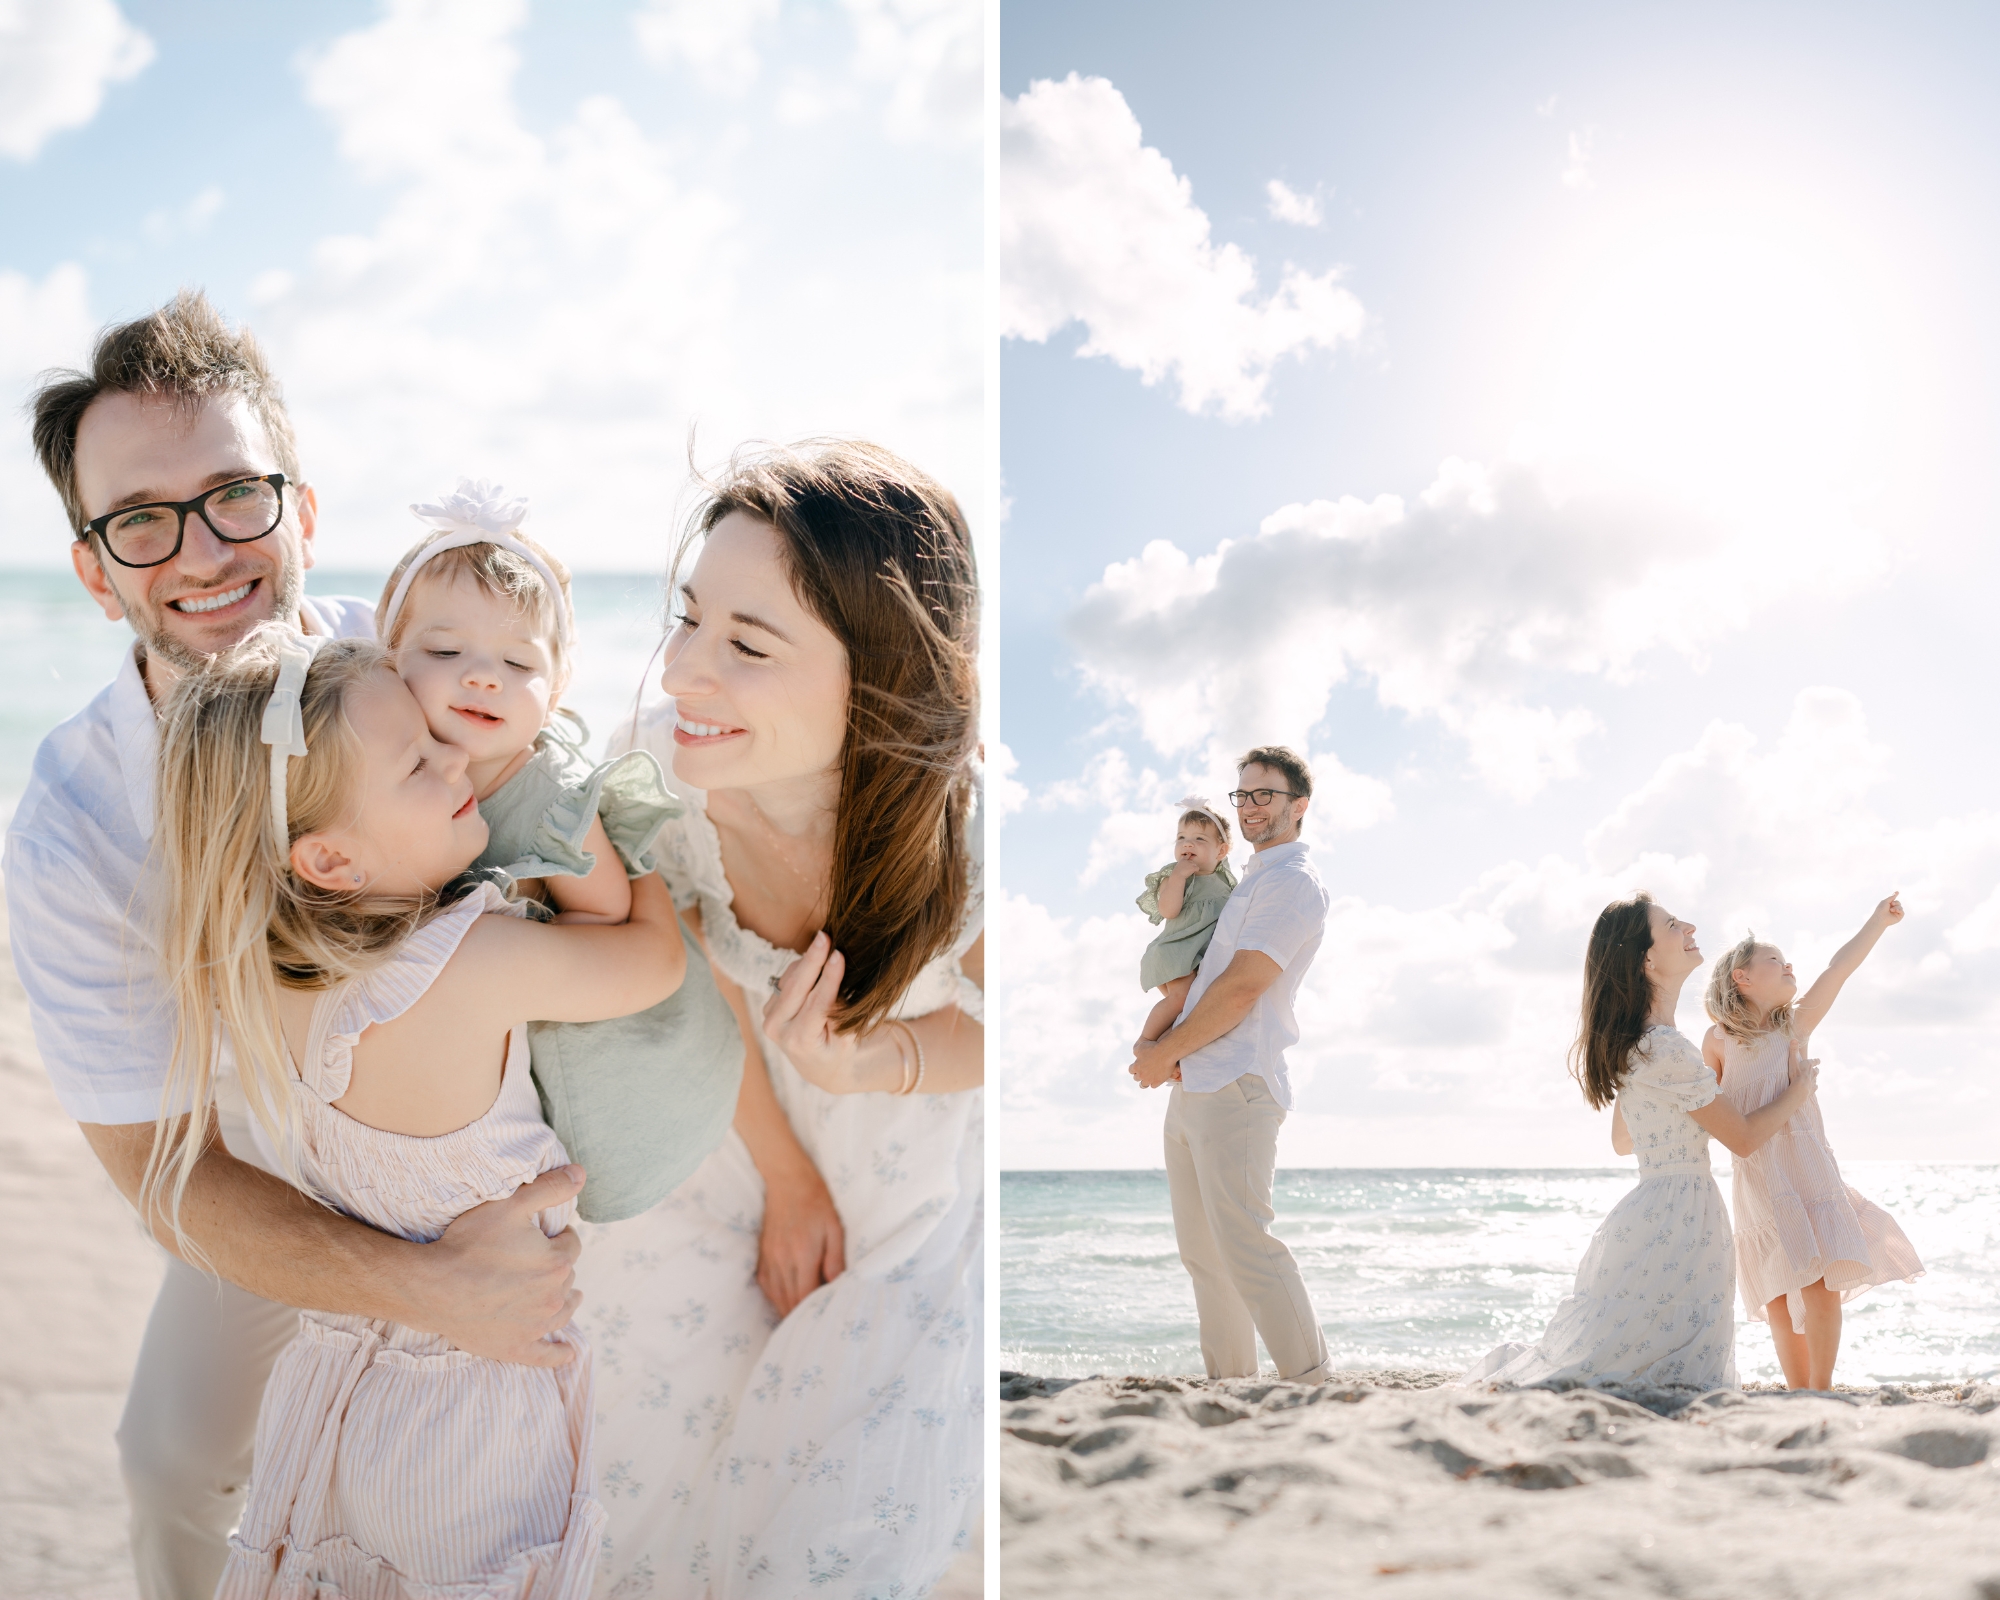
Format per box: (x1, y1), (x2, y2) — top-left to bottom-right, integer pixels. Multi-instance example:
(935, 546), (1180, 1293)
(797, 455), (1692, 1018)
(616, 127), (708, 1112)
(681, 440), (979, 1035)
(1569, 893), (1658, 1110)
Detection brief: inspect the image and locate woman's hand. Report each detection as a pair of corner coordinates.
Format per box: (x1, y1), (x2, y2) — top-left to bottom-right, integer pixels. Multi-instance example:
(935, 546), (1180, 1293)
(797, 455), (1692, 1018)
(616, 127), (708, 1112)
(763, 931), (900, 1093)
(756, 1166), (846, 1319)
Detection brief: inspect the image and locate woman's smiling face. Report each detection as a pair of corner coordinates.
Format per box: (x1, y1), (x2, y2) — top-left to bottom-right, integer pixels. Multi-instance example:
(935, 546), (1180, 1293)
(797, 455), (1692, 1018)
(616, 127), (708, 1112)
(659, 512), (850, 792)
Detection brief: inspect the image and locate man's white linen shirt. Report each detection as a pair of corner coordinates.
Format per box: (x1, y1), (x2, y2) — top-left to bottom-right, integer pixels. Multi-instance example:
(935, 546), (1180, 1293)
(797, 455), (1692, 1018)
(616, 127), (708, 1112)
(4, 595), (375, 1125)
(1173, 838), (1329, 1110)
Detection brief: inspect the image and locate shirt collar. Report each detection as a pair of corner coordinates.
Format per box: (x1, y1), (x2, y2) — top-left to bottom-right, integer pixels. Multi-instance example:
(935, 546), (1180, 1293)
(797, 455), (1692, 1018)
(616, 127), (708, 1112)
(114, 596), (335, 843)
(1243, 837), (1308, 877)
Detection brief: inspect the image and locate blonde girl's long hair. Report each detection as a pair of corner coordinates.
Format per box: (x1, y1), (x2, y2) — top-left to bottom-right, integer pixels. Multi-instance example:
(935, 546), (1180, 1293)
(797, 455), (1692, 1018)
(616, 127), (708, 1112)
(147, 629), (437, 1259)
(1704, 932), (1793, 1042)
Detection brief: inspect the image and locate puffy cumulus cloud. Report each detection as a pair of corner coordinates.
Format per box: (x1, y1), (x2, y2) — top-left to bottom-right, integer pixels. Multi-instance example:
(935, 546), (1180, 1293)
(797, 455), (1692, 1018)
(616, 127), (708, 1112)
(0, 0), (151, 161)
(0, 264), (97, 543)
(1003, 690), (2000, 1169)
(178, 0), (981, 571)
(1265, 178), (1322, 227)
(633, 0), (781, 95)
(1000, 74), (1363, 421)
(1064, 455), (1888, 800)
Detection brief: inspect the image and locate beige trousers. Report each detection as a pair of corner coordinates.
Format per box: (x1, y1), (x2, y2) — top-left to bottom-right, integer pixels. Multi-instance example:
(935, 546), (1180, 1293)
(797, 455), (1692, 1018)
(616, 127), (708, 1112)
(1163, 1074), (1330, 1382)
(118, 1255), (298, 1600)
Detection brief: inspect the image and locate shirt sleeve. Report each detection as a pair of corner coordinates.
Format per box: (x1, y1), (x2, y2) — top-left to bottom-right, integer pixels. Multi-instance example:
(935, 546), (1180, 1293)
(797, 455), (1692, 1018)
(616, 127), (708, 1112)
(1230, 871), (1327, 972)
(3, 832), (178, 1125)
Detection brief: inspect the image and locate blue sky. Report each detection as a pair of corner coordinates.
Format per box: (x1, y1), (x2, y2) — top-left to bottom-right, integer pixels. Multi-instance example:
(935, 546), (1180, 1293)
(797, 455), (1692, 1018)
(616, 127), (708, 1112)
(998, 1), (2000, 1168)
(0, 0), (981, 571)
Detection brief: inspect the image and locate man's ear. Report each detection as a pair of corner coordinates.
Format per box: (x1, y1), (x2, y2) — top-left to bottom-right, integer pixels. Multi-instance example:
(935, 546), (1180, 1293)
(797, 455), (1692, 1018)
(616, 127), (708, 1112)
(290, 831), (363, 892)
(71, 539), (126, 622)
(293, 481), (319, 571)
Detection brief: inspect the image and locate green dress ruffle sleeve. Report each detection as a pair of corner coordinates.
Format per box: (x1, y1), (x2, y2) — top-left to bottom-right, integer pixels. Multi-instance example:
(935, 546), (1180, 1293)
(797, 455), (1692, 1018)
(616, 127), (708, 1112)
(478, 715), (742, 1224)
(474, 716), (680, 884)
(1137, 859), (1238, 992)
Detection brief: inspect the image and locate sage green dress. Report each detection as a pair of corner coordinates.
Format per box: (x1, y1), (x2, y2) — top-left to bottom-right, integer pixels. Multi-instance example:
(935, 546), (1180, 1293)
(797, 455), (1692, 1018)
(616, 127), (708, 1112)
(1137, 860), (1238, 991)
(476, 718), (743, 1223)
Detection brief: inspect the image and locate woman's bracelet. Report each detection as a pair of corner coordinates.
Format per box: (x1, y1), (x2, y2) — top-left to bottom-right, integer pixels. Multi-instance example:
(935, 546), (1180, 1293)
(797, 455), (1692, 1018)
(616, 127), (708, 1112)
(882, 1021), (913, 1095)
(892, 1019), (927, 1096)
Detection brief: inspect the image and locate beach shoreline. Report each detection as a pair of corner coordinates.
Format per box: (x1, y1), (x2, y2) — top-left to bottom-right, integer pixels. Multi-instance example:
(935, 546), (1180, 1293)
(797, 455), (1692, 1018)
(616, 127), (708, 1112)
(1002, 1369), (2000, 1598)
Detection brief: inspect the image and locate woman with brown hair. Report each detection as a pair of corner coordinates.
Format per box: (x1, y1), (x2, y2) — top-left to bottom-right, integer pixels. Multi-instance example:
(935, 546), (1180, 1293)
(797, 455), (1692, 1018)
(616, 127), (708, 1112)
(576, 440), (983, 1599)
(1461, 894), (1816, 1392)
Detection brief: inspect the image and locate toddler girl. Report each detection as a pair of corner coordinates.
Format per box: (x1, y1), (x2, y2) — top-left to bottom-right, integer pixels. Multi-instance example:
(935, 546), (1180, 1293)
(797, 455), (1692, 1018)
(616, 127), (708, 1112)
(1136, 798), (1237, 1045)
(147, 625), (686, 1598)
(1702, 894), (1923, 1389)
(377, 481), (742, 1219)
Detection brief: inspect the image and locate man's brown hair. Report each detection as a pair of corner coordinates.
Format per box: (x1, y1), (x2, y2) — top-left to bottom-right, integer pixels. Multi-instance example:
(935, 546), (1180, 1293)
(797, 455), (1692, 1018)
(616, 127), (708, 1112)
(1240, 744), (1313, 800)
(31, 288), (302, 538)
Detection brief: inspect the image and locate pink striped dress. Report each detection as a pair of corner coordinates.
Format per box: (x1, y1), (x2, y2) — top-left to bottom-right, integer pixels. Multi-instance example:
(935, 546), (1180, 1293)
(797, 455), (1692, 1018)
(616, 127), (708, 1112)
(217, 882), (601, 1600)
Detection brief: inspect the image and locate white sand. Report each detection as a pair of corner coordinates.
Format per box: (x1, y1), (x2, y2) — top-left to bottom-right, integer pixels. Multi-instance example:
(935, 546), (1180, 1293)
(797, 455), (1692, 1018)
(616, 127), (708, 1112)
(1002, 1371), (2000, 1599)
(0, 897), (166, 1598)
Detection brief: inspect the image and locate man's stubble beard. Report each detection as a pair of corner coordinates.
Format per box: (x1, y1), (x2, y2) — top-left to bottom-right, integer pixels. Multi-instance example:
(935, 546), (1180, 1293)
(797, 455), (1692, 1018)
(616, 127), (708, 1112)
(120, 547), (306, 673)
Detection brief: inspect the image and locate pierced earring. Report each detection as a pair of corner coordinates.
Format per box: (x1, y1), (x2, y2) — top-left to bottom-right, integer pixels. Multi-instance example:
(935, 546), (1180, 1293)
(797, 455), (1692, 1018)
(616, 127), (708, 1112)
(351, 873), (364, 885)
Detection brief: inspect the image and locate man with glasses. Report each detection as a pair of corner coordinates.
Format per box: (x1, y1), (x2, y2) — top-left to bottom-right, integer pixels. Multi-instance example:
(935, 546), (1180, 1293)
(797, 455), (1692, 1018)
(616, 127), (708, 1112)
(4, 291), (583, 1599)
(1130, 745), (1332, 1384)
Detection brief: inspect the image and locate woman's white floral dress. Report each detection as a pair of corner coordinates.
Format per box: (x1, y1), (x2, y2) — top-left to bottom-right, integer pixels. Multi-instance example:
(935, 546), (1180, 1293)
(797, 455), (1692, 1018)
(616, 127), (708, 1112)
(1464, 1026), (1738, 1391)
(576, 735), (983, 1600)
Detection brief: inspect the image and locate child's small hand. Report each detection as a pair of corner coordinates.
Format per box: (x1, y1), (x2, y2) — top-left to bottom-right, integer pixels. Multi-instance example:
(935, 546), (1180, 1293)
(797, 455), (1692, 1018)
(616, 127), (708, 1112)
(1168, 857), (1197, 879)
(1786, 1037), (1820, 1094)
(1872, 891), (1905, 929)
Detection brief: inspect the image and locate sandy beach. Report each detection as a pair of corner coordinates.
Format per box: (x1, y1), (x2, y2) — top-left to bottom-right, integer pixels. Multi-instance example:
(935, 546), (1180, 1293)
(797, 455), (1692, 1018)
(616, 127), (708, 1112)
(1002, 1369), (2000, 1598)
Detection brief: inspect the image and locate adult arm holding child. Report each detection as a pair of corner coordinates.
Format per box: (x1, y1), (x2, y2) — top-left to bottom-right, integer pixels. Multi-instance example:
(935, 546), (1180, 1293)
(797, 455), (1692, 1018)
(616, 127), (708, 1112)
(1687, 1041), (1819, 1156)
(1130, 948), (1280, 1088)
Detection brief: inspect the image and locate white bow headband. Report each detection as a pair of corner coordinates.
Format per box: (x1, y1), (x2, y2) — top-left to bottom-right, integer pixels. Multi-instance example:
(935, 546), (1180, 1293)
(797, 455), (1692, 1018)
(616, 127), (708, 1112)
(1177, 794), (1231, 842)
(378, 478), (573, 649)
(261, 629), (330, 855)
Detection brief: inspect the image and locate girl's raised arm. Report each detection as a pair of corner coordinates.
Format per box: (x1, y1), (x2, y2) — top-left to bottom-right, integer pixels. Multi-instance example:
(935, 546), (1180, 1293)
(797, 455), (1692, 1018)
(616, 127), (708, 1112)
(1792, 892), (1904, 1037)
(459, 871), (686, 1027)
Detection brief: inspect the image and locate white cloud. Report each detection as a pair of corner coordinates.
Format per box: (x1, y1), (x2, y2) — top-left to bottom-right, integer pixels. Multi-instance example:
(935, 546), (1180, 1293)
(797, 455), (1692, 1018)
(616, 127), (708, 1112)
(1562, 127), (1595, 190)
(841, 0), (981, 145)
(1264, 178), (1322, 227)
(1061, 455), (1887, 800)
(1005, 691), (2000, 1168)
(1001, 74), (1364, 420)
(63, 0), (982, 573)
(0, 0), (152, 161)
(992, 740), (1029, 818)
(633, 0), (781, 94)
(0, 263), (97, 542)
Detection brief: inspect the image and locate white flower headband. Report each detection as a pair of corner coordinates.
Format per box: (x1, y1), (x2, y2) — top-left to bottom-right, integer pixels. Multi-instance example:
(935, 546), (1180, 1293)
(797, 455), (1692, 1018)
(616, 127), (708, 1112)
(377, 478), (574, 649)
(261, 629), (330, 855)
(1176, 794), (1231, 844)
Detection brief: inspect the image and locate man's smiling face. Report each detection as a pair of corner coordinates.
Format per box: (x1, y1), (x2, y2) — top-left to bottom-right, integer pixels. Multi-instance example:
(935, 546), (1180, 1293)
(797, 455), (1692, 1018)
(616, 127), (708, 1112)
(70, 389), (316, 677)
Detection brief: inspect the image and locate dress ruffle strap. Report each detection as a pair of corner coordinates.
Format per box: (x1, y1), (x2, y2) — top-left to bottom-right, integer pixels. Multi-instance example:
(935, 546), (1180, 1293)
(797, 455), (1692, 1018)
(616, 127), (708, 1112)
(297, 883), (518, 1103)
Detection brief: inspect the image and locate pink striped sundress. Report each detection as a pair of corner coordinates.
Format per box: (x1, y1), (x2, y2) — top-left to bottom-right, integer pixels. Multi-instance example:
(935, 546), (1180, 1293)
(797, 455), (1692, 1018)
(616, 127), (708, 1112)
(217, 882), (601, 1600)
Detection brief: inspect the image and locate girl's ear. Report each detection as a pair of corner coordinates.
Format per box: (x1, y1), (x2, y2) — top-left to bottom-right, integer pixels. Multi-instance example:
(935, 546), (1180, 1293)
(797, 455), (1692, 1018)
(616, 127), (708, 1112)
(290, 832), (364, 893)
(1730, 966), (1753, 993)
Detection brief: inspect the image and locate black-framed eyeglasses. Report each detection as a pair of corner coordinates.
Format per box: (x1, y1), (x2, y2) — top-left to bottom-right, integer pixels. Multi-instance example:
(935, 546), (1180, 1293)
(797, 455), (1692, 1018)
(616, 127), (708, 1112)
(1227, 788), (1300, 808)
(80, 473), (290, 570)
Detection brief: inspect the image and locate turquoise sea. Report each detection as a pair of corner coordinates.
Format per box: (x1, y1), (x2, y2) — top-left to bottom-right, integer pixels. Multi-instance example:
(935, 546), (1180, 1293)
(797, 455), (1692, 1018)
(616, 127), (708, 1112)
(1000, 1165), (2000, 1387)
(0, 567), (674, 801)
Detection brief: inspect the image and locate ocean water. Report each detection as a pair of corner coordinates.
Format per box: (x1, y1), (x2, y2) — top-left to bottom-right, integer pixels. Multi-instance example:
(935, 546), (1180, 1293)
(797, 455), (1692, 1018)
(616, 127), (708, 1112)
(0, 567), (675, 800)
(1000, 1164), (2000, 1386)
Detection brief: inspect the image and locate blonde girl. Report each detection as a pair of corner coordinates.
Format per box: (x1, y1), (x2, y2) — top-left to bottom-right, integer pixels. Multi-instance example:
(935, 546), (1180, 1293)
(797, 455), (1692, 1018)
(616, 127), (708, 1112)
(1702, 895), (1923, 1390)
(148, 624), (685, 1600)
